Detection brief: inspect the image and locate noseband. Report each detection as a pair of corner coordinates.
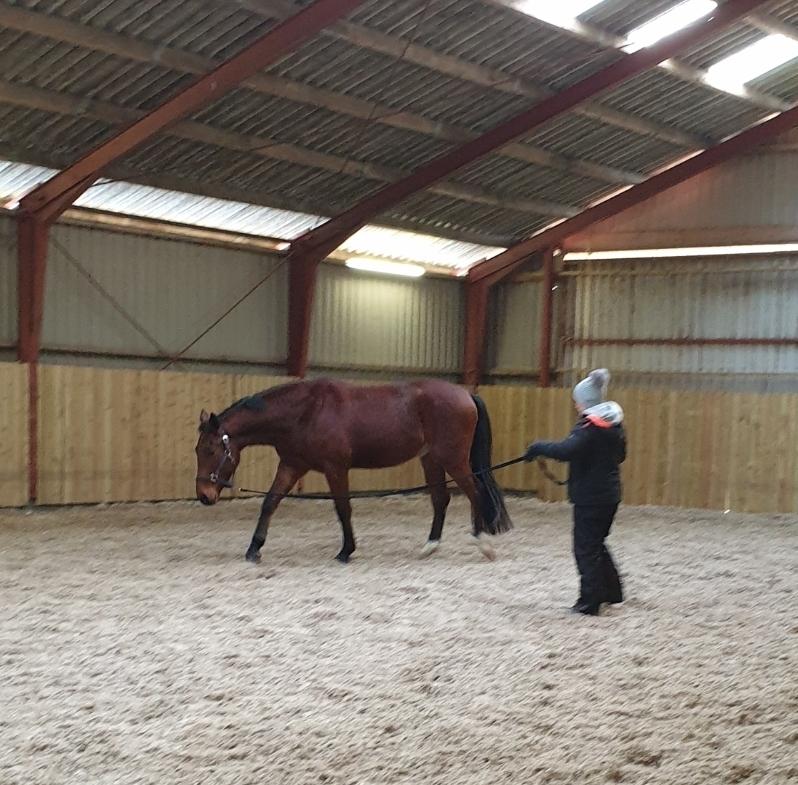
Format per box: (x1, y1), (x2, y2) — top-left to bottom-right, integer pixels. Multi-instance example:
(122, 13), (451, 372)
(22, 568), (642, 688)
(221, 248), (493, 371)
(196, 432), (236, 489)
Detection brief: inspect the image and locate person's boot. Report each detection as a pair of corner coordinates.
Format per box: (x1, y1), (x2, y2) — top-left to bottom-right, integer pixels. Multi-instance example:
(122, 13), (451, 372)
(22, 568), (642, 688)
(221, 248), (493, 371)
(570, 601), (600, 616)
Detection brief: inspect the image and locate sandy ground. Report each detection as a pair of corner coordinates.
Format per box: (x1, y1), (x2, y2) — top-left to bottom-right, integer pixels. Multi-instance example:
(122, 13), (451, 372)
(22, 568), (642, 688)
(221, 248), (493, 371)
(1, 495), (796, 785)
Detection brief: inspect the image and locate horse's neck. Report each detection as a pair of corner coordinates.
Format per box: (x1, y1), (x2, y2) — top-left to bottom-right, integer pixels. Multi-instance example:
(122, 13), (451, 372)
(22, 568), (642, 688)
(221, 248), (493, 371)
(223, 387), (309, 447)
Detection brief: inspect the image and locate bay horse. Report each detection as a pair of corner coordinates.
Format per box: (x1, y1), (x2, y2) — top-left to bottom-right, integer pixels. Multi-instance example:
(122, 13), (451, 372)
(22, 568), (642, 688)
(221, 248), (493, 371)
(195, 378), (511, 563)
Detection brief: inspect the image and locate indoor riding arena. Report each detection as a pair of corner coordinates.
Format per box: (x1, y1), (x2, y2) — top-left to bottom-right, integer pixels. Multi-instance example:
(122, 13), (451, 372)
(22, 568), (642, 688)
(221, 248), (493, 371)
(1, 1), (797, 783)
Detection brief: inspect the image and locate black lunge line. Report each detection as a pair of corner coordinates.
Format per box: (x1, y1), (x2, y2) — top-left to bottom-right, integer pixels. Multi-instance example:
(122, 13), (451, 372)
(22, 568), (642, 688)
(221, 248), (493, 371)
(226, 456), (564, 500)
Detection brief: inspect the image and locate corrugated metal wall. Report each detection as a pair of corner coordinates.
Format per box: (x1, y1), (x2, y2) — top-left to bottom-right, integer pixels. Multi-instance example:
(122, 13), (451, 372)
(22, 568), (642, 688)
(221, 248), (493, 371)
(43, 223), (288, 367)
(309, 264), (463, 376)
(560, 257), (798, 392)
(0, 214), (15, 348)
(574, 152), (798, 234)
(4, 217), (465, 377)
(6, 211), (798, 392)
(486, 280), (541, 377)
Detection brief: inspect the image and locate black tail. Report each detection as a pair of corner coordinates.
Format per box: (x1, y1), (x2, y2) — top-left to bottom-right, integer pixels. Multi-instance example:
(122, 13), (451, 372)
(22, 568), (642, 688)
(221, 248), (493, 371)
(470, 394), (512, 536)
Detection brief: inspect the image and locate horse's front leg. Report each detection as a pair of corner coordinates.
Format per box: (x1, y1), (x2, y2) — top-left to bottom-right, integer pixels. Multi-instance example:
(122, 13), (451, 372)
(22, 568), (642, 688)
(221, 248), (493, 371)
(324, 468), (355, 563)
(245, 462), (305, 563)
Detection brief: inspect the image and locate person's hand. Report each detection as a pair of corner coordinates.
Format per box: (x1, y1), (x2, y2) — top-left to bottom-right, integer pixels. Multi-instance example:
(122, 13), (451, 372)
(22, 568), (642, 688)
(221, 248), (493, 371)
(524, 443), (540, 462)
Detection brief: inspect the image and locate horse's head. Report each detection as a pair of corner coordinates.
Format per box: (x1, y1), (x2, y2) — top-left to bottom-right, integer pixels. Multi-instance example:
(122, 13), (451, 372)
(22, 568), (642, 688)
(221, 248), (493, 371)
(195, 409), (240, 505)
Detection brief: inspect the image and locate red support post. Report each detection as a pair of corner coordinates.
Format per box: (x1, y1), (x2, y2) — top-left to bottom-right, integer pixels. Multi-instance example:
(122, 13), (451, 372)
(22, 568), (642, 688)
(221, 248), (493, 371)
(17, 215), (48, 504)
(286, 255), (320, 377)
(26, 361), (39, 504)
(539, 247), (555, 388)
(470, 103), (798, 286)
(462, 281), (490, 389)
(18, 0), (368, 218)
(287, 0), (768, 265)
(17, 215), (49, 364)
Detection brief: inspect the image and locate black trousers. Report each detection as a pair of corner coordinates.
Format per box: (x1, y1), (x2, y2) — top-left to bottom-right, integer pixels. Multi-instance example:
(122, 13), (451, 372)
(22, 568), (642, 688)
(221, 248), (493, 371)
(573, 504), (623, 607)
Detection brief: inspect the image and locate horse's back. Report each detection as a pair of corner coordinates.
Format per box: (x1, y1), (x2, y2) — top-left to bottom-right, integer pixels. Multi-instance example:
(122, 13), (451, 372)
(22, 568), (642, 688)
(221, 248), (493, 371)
(302, 378), (475, 469)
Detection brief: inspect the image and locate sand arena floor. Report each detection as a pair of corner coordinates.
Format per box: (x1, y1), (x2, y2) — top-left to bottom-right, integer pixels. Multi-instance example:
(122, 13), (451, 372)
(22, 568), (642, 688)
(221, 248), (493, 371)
(1, 495), (796, 785)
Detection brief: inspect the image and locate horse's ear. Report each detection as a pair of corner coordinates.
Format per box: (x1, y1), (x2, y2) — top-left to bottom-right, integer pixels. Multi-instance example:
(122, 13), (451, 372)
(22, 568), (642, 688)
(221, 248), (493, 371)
(209, 413), (221, 432)
(199, 409), (210, 425)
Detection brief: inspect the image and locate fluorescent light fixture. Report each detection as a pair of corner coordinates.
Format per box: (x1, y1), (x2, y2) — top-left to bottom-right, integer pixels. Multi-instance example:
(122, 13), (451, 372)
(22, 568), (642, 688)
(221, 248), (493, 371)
(345, 257), (425, 277)
(512, 0), (605, 28)
(275, 241), (291, 251)
(705, 34), (798, 92)
(624, 0), (716, 53)
(565, 243), (798, 261)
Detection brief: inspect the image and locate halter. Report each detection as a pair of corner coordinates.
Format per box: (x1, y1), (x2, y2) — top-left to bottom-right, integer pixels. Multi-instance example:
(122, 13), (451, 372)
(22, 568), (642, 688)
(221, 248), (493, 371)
(196, 432), (236, 489)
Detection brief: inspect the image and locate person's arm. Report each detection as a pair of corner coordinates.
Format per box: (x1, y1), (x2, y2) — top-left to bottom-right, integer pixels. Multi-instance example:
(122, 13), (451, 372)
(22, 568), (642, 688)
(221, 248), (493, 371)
(525, 424), (591, 463)
(617, 427), (627, 464)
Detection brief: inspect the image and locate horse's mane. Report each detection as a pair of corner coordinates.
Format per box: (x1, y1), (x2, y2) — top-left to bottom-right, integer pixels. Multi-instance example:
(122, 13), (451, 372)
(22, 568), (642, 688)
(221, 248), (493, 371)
(217, 382), (299, 421)
(217, 394), (266, 420)
(198, 382), (307, 432)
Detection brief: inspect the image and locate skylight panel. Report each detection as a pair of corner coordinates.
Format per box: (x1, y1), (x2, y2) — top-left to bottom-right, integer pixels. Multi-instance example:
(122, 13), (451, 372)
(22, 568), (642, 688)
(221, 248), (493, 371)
(624, 0), (717, 52)
(705, 34), (798, 92)
(512, 0), (607, 29)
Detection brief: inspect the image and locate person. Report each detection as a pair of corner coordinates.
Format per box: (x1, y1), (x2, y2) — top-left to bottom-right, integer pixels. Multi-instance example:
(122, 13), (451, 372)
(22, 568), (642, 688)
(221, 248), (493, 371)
(524, 368), (626, 616)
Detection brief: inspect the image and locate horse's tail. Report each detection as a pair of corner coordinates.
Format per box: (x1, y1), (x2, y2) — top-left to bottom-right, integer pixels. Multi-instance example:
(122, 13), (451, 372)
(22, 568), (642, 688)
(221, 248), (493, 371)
(469, 394), (512, 536)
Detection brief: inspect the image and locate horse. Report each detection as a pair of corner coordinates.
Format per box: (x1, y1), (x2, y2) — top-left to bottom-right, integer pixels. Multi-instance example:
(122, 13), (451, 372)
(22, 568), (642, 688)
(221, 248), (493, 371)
(194, 378), (511, 563)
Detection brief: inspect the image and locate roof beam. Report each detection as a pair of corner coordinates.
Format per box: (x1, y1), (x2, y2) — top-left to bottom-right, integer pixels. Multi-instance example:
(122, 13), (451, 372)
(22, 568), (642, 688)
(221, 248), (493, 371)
(0, 6), (642, 188)
(16, 0), (369, 219)
(469, 103), (798, 285)
(486, 0), (789, 113)
(234, 0), (708, 149)
(0, 80), (575, 220)
(286, 0), (771, 263)
(0, 144), (511, 248)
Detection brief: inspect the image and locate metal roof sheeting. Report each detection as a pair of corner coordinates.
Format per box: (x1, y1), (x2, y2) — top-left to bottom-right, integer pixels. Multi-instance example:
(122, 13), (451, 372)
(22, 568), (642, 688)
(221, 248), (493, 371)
(0, 0), (795, 248)
(0, 160), (503, 268)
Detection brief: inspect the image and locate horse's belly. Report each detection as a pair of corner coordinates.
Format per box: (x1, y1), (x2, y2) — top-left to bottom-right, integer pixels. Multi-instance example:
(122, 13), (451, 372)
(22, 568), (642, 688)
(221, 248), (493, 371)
(350, 434), (424, 469)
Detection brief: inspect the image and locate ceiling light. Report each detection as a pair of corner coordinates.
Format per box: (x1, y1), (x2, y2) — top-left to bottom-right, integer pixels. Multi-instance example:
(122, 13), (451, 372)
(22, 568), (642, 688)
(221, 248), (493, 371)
(511, 0), (606, 29)
(345, 257), (425, 277)
(564, 243), (798, 261)
(624, 0), (716, 53)
(705, 34), (798, 92)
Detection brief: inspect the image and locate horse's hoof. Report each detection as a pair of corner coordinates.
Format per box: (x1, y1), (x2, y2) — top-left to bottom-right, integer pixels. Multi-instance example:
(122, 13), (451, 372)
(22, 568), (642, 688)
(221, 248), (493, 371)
(419, 540), (440, 558)
(471, 535), (496, 561)
(335, 551), (351, 564)
(245, 550), (261, 564)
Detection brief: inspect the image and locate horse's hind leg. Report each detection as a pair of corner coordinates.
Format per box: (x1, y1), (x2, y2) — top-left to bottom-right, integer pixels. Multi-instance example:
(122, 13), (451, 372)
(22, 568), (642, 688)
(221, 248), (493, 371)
(245, 462), (305, 563)
(324, 468), (356, 564)
(445, 461), (496, 561)
(420, 454), (450, 558)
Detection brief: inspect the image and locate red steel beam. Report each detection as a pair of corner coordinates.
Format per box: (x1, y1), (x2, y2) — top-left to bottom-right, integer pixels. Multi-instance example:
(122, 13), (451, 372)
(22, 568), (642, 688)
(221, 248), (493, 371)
(287, 255), (319, 377)
(539, 247), (555, 388)
(288, 0), (768, 264)
(470, 103), (798, 286)
(462, 281), (490, 388)
(18, 0), (368, 218)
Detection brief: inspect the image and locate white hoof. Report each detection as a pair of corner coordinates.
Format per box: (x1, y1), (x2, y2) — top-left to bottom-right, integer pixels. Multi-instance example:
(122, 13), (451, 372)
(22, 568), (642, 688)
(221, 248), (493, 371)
(471, 535), (496, 561)
(419, 540), (440, 558)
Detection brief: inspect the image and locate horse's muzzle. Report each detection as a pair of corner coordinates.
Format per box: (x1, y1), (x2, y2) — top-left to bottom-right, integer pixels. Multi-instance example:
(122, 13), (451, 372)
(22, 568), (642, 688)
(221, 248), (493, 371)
(196, 482), (220, 506)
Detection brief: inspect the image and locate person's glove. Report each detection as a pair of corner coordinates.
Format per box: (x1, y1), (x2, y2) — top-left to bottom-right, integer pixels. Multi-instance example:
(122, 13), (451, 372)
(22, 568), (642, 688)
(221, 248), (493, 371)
(524, 442), (541, 462)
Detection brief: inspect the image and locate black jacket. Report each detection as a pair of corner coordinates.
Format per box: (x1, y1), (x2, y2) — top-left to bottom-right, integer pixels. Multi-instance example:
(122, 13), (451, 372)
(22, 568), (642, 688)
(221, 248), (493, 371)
(531, 415), (626, 506)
